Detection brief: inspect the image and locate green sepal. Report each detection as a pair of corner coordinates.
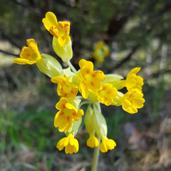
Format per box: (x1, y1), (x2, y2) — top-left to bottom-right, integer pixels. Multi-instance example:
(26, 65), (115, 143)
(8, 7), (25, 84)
(68, 118), (82, 136)
(84, 106), (96, 134)
(52, 37), (73, 63)
(104, 74), (124, 89)
(36, 53), (62, 77)
(93, 103), (107, 137)
(85, 104), (107, 138)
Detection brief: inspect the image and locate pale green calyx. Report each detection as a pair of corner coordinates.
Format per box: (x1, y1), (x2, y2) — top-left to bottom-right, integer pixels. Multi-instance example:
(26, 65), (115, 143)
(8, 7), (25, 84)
(36, 53), (62, 77)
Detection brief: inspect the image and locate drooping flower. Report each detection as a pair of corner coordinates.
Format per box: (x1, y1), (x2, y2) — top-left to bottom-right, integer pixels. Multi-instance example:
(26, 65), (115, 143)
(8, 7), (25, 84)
(124, 67), (144, 91)
(99, 136), (117, 153)
(87, 134), (99, 148)
(56, 133), (79, 154)
(14, 39), (41, 64)
(122, 89), (145, 114)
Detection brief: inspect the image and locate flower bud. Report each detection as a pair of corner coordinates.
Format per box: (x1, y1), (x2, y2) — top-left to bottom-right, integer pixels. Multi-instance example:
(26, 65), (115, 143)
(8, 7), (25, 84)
(84, 106), (96, 134)
(85, 105), (107, 138)
(93, 104), (107, 137)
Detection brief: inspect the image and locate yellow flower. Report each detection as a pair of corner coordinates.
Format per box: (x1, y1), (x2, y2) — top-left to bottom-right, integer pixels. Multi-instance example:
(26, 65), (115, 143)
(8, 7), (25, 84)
(122, 89), (145, 114)
(77, 59), (105, 99)
(54, 98), (84, 132)
(100, 136), (116, 153)
(54, 111), (73, 132)
(42, 11), (73, 62)
(42, 11), (70, 46)
(14, 39), (41, 65)
(51, 75), (78, 98)
(92, 41), (109, 63)
(124, 67), (144, 90)
(56, 134), (79, 154)
(87, 134), (99, 148)
(97, 83), (118, 106)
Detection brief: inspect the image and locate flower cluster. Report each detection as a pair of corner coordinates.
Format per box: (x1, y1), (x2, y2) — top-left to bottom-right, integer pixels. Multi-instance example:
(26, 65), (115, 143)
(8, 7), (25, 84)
(13, 11), (145, 154)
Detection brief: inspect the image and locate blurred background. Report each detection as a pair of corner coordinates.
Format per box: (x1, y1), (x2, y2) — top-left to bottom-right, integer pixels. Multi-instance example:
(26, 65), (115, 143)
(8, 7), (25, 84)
(0, 0), (171, 171)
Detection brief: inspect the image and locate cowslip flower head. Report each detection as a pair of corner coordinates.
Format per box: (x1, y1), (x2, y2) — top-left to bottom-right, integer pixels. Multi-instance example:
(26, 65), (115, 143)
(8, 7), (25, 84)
(51, 75), (78, 98)
(14, 39), (41, 64)
(122, 89), (145, 114)
(42, 11), (73, 62)
(56, 134), (79, 154)
(14, 10), (145, 156)
(54, 98), (84, 132)
(100, 136), (117, 153)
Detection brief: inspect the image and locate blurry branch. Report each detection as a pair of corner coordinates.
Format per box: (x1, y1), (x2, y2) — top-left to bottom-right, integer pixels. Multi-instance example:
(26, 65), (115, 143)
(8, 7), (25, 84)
(27, 0), (36, 7)
(13, 0), (28, 8)
(106, 4), (136, 42)
(106, 1), (171, 72)
(106, 0), (161, 41)
(107, 15), (130, 41)
(158, 0), (171, 16)
(105, 44), (140, 73)
(1, 32), (21, 49)
(143, 54), (161, 70)
(142, 42), (163, 69)
(113, 44), (140, 69)
(55, 0), (74, 8)
(0, 49), (18, 57)
(148, 69), (171, 78)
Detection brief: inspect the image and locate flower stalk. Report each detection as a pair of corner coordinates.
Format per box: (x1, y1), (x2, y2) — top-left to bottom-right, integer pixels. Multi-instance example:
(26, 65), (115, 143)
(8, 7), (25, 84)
(91, 146), (100, 171)
(67, 60), (77, 72)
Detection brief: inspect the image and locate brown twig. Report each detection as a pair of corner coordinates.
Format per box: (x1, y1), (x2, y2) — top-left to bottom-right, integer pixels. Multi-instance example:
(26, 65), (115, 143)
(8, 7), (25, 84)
(0, 49), (18, 57)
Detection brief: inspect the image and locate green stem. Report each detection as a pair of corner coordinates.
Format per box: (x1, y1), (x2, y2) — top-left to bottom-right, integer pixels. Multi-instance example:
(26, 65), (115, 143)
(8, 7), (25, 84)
(91, 147), (100, 171)
(79, 100), (90, 107)
(67, 61), (77, 72)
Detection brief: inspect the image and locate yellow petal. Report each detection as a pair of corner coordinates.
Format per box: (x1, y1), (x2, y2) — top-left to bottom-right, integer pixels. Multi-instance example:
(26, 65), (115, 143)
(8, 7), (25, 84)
(14, 58), (35, 65)
(128, 67), (141, 76)
(87, 135), (99, 148)
(79, 59), (94, 71)
(42, 11), (58, 31)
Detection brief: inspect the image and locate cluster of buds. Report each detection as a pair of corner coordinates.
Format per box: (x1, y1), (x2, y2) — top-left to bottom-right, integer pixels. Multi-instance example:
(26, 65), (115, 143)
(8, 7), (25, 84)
(14, 12), (145, 154)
